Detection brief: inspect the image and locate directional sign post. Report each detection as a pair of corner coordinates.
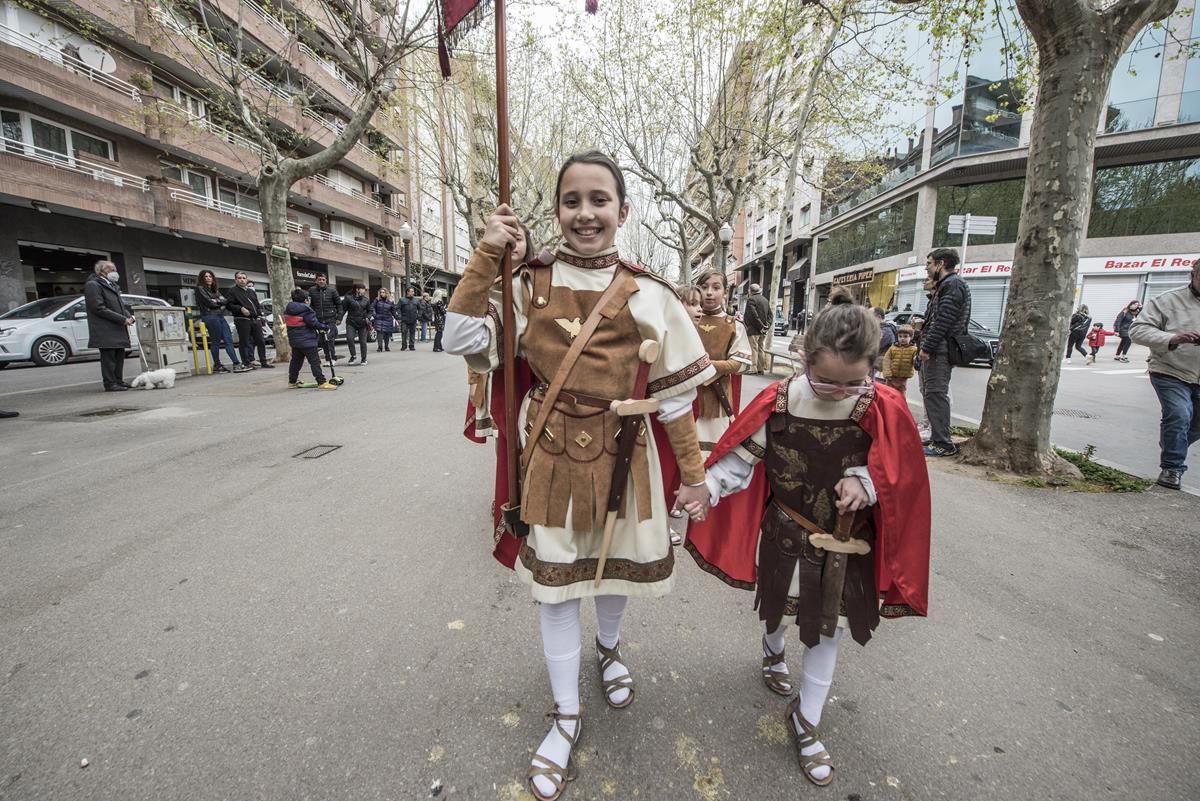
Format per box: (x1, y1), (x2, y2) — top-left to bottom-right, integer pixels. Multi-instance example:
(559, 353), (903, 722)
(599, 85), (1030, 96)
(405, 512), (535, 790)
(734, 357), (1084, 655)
(947, 214), (998, 268)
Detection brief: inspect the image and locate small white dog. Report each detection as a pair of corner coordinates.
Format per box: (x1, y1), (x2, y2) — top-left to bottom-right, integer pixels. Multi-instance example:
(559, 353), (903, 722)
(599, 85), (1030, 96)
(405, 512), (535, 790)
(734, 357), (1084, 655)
(129, 368), (176, 389)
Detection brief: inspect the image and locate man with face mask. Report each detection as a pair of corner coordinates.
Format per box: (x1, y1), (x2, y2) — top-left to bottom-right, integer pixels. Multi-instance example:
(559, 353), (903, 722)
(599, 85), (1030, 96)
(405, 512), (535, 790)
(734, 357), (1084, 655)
(918, 248), (971, 457)
(83, 260), (135, 392)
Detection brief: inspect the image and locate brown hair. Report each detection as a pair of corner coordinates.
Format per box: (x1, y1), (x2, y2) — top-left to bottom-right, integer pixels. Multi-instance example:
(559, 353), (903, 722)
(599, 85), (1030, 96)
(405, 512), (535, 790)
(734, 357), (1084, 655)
(555, 150), (627, 206)
(675, 284), (702, 306)
(804, 287), (880, 366)
(695, 268), (728, 290)
(197, 269), (217, 289)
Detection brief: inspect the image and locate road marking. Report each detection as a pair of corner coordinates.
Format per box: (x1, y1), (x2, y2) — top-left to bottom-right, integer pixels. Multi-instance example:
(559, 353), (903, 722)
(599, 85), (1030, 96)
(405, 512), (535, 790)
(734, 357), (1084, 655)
(0, 380), (97, 397)
(1094, 369), (1148, 375)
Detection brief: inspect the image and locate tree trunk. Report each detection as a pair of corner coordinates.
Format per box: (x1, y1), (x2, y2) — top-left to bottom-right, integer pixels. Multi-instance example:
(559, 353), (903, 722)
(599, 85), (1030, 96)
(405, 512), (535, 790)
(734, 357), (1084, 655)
(259, 165), (296, 363)
(764, 147), (802, 354)
(962, 0), (1176, 474)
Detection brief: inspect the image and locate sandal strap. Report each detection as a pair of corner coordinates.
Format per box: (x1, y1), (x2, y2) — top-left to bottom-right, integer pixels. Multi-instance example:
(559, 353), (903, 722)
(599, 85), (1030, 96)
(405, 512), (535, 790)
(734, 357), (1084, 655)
(596, 639), (635, 699)
(761, 635), (787, 669)
(545, 708), (582, 746)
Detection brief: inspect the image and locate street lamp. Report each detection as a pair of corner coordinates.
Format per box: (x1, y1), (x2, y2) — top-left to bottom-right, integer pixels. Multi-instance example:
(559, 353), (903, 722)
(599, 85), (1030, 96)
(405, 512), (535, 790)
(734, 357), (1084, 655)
(398, 221), (414, 290)
(716, 221), (734, 285)
(718, 221), (733, 245)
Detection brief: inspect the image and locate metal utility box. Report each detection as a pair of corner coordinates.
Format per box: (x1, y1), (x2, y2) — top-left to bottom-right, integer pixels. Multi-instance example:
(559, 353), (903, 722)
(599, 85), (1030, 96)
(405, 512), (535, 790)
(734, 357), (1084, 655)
(131, 305), (192, 377)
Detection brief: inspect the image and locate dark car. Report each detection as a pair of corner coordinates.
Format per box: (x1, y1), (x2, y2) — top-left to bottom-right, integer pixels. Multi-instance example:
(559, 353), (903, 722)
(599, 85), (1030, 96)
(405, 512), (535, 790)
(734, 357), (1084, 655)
(968, 319), (1000, 367)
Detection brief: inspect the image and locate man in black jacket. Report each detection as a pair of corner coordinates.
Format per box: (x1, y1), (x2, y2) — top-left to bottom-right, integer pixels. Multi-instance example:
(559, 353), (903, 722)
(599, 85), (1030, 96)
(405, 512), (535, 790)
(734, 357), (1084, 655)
(341, 283), (373, 364)
(226, 272), (273, 369)
(397, 286), (420, 351)
(308, 274), (341, 361)
(919, 247), (972, 457)
(84, 260), (135, 392)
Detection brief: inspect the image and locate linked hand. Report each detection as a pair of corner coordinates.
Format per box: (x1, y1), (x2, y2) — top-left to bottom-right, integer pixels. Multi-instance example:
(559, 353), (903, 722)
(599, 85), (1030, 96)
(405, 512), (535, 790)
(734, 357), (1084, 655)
(834, 476), (870, 513)
(674, 483), (710, 522)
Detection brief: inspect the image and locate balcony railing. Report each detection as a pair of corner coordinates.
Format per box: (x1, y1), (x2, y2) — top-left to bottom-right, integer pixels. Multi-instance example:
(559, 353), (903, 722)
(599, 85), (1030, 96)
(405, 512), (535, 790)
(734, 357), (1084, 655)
(310, 171), (385, 210)
(300, 108), (378, 161)
(1, 135), (150, 190)
(170, 187), (263, 222)
(0, 22), (140, 100)
(242, 0), (289, 37)
(309, 228), (383, 254)
(151, 6), (293, 106)
(159, 102), (266, 158)
(299, 42), (358, 94)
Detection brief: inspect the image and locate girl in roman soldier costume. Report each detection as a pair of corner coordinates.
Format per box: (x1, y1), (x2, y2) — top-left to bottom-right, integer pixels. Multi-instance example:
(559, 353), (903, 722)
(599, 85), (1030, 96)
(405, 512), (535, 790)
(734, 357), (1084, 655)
(692, 269), (752, 457)
(686, 288), (931, 787)
(443, 151), (715, 801)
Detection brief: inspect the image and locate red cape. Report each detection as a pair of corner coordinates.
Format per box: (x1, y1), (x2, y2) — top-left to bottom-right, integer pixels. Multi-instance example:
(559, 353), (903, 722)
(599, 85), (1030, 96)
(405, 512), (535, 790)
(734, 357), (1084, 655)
(685, 379), (931, 618)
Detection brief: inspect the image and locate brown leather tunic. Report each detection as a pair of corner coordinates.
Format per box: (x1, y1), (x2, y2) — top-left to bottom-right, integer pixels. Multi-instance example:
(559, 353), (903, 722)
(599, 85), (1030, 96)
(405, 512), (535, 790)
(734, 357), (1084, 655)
(695, 315), (737, 419)
(757, 402), (880, 647)
(518, 263), (653, 532)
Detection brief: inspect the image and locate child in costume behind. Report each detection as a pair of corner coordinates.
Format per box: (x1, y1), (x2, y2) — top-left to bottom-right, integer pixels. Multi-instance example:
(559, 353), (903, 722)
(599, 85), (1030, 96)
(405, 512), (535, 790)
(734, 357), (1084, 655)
(686, 288), (931, 788)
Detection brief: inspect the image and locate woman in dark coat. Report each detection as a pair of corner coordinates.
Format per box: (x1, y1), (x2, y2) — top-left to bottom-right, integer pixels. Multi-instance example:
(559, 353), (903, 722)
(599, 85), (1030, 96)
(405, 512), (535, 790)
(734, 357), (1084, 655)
(431, 289), (447, 352)
(196, 270), (248, 373)
(1065, 304), (1091, 362)
(84, 260), (134, 391)
(371, 288), (398, 352)
(1112, 300), (1141, 363)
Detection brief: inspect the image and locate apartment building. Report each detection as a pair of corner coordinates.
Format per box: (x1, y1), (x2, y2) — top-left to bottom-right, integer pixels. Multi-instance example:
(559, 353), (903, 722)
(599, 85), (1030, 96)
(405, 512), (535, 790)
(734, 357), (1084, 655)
(0, 0), (411, 313)
(810, 3), (1200, 332)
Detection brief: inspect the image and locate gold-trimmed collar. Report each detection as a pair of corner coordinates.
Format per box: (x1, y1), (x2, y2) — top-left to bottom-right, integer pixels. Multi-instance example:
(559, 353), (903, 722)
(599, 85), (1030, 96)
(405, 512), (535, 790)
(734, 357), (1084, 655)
(701, 308), (726, 317)
(556, 246), (621, 270)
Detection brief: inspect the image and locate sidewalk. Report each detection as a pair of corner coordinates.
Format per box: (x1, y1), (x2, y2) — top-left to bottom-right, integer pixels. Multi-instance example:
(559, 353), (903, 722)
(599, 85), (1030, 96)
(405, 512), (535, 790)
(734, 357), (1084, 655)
(1, 351), (1197, 800)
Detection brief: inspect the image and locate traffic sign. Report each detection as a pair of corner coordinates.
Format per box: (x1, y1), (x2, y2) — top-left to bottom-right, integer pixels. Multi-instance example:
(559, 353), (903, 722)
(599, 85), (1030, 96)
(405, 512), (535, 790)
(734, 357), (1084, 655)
(948, 214), (998, 235)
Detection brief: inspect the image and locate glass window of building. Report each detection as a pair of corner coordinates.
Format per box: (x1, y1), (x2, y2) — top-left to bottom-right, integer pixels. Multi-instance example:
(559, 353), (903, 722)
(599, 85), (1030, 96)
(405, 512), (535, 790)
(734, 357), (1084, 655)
(816, 195), (918, 275)
(72, 130), (112, 160)
(1105, 25), (1165, 132)
(1089, 158), (1200, 237)
(934, 178), (1025, 246)
(1179, 10), (1200, 123)
(1, 108), (21, 151)
(960, 30), (1026, 157)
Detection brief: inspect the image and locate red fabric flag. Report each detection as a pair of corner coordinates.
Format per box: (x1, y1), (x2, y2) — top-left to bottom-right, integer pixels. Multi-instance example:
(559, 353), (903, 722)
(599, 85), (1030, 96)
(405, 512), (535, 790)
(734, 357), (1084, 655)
(438, 0), (490, 78)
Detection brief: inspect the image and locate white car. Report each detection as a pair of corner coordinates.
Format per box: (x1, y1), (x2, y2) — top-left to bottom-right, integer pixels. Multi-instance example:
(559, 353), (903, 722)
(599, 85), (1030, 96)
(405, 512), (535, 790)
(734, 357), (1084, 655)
(0, 294), (168, 368)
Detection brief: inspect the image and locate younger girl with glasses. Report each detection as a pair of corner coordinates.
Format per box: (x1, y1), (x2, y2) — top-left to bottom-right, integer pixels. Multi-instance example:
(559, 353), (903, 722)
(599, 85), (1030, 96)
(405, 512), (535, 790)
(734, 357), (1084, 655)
(685, 287), (931, 788)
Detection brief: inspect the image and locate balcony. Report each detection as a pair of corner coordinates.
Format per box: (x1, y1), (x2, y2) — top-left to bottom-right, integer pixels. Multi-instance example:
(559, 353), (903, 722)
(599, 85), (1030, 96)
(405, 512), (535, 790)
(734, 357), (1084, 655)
(294, 172), (396, 229)
(0, 136), (153, 222)
(50, 0), (138, 33)
(154, 102), (264, 180)
(300, 108), (396, 183)
(159, 185), (265, 245)
(209, 0), (291, 55)
(0, 22), (142, 127)
(286, 222), (389, 272)
(297, 42), (360, 110)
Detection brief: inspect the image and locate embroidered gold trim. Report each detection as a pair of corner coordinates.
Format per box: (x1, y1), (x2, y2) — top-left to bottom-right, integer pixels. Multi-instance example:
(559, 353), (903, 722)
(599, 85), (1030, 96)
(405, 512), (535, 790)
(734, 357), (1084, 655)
(683, 540), (755, 591)
(647, 354), (712, 395)
(850, 386), (876, 422)
(557, 251), (622, 270)
(741, 438), (767, 459)
(519, 541), (674, 586)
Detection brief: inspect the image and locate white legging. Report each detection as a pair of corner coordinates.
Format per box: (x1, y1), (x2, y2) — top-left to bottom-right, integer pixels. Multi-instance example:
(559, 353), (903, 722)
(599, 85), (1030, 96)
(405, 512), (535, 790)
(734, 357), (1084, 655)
(766, 622), (844, 723)
(539, 596), (629, 715)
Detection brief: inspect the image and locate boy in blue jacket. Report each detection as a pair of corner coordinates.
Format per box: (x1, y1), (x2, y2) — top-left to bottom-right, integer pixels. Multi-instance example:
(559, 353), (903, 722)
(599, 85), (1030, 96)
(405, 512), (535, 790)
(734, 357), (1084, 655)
(284, 289), (336, 389)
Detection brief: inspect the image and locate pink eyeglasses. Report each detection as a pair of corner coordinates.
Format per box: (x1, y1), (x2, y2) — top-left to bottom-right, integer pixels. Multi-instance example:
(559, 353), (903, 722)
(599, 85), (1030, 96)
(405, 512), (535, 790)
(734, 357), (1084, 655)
(805, 367), (874, 398)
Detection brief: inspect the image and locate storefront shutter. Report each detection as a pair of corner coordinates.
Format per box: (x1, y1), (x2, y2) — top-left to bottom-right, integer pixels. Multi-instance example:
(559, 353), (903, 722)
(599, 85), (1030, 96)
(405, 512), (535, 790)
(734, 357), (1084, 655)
(1081, 274), (1143, 330)
(895, 281), (926, 314)
(964, 277), (1009, 331)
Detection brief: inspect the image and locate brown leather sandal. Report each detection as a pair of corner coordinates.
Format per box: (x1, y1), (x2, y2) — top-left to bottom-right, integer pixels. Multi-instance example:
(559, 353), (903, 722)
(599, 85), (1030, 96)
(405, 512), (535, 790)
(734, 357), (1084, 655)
(761, 636), (793, 696)
(595, 638), (636, 709)
(527, 706), (582, 801)
(786, 694), (834, 787)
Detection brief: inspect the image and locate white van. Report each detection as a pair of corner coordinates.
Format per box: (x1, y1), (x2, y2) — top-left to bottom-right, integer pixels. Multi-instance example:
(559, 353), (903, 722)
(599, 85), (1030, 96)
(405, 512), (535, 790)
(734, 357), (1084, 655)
(0, 294), (168, 368)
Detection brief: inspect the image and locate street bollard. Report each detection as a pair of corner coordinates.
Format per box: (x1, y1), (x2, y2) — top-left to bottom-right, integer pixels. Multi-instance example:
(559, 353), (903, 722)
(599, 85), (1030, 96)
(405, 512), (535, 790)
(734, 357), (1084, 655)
(198, 322), (212, 375)
(187, 318), (202, 375)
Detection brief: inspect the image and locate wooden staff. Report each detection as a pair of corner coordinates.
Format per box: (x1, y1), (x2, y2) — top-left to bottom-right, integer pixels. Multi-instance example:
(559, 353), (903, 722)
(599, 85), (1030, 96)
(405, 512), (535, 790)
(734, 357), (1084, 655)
(494, 0), (521, 529)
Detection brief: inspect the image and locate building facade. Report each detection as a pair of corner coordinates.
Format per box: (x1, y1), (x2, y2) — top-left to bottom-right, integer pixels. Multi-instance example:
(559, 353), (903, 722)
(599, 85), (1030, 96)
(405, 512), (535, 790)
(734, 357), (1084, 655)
(809, 2), (1200, 332)
(0, 0), (411, 313)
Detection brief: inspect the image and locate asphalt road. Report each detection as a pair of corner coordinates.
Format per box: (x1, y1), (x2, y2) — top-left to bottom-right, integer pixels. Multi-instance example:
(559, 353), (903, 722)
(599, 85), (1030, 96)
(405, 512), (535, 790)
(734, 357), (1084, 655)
(1, 348), (1198, 801)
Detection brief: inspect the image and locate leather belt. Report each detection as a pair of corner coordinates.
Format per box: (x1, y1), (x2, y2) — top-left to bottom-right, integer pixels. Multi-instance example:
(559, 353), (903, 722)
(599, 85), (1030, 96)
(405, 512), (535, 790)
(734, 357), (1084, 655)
(532, 384), (616, 410)
(772, 497), (832, 538)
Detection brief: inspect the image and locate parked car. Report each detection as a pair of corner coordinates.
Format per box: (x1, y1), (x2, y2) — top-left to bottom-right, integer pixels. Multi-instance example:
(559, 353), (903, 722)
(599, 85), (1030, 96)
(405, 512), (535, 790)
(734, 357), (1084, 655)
(883, 312), (999, 367)
(0, 294), (168, 368)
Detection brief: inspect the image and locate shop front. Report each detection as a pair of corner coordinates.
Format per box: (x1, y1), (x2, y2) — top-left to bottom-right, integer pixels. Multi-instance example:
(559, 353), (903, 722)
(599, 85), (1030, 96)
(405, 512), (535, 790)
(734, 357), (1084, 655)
(892, 252), (1198, 333)
(830, 267), (875, 304)
(144, 258), (271, 308)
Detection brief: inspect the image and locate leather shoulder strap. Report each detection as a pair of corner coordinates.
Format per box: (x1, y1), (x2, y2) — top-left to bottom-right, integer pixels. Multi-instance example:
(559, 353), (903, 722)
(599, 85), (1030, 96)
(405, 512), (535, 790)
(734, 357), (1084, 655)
(520, 267), (639, 468)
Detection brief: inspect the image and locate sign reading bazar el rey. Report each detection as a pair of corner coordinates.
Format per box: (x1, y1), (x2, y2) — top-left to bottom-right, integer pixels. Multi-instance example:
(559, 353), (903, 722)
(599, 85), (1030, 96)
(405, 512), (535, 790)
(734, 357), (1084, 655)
(896, 253), (1198, 282)
(832, 268), (875, 286)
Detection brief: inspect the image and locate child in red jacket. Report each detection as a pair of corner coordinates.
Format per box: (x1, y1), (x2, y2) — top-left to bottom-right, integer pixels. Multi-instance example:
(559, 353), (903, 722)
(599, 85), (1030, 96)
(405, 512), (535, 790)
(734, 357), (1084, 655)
(1086, 322), (1116, 365)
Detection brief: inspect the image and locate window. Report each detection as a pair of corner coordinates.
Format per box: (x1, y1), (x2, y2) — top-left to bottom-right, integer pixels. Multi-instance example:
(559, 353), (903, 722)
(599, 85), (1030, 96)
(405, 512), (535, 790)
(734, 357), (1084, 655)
(933, 178), (1024, 247)
(1089, 158), (1200, 237)
(816, 195), (918, 275)
(1106, 26), (1165, 132)
(1, 108), (114, 162)
(218, 180), (259, 213)
(162, 163), (211, 198)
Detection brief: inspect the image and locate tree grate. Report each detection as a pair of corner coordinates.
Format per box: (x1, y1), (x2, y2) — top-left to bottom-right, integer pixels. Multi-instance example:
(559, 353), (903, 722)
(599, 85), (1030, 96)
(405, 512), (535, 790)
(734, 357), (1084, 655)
(1053, 408), (1099, 419)
(293, 445), (342, 459)
(78, 408), (138, 417)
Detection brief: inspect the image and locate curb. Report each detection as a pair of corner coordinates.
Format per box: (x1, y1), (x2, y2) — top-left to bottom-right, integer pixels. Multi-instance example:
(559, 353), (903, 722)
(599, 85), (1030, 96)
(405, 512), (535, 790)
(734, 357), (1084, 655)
(905, 400), (1200, 498)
